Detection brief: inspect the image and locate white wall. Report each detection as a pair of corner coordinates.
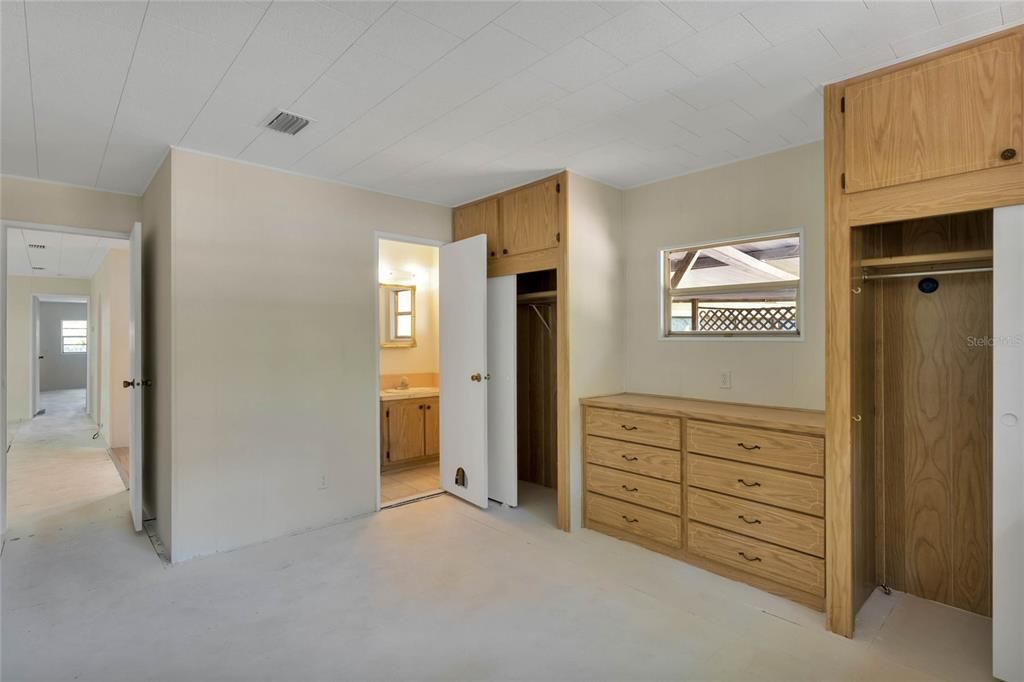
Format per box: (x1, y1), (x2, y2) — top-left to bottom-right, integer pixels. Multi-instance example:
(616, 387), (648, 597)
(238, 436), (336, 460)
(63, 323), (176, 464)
(5, 276), (91, 423)
(378, 239), (439, 378)
(89, 248), (130, 449)
(38, 301), (88, 391)
(567, 173), (626, 529)
(166, 149), (451, 562)
(620, 142), (825, 410)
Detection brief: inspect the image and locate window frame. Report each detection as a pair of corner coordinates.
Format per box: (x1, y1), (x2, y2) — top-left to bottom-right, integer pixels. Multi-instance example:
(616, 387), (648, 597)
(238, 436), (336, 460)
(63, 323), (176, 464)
(659, 229), (804, 341)
(379, 283), (417, 348)
(61, 319), (88, 354)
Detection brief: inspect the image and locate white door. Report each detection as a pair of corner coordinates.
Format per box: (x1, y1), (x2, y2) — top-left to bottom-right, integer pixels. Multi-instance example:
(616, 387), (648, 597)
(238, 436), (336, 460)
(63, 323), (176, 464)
(993, 205), (1024, 682)
(1, 225), (7, 543)
(31, 296), (40, 417)
(439, 235), (488, 508)
(487, 276), (517, 507)
(128, 221), (144, 532)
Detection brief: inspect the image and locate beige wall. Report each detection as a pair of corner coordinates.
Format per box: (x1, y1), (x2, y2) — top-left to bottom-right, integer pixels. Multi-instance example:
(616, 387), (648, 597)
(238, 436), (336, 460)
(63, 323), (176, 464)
(378, 239), (439, 380)
(89, 248), (130, 450)
(1, 175), (141, 234)
(567, 173), (626, 529)
(38, 301), (88, 391)
(142, 153), (173, 554)
(620, 142), (825, 410)
(5, 276), (91, 424)
(167, 149), (451, 562)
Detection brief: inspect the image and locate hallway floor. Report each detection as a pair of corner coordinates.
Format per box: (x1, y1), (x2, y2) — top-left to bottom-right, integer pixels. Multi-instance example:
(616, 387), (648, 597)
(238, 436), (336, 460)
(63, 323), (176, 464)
(3, 451), (992, 681)
(37, 388), (87, 417)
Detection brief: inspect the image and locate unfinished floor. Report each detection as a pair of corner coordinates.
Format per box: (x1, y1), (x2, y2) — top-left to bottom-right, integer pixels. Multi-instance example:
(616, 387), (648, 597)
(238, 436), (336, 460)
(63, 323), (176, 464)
(2, 410), (993, 681)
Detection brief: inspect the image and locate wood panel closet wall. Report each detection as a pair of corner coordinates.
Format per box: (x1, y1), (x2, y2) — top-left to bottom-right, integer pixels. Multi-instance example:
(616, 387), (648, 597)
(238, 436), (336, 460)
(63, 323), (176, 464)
(826, 25), (1024, 637)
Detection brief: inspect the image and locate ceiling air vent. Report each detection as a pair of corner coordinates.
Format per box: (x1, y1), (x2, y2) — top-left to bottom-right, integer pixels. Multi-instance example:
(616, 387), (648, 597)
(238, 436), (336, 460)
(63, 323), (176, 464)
(27, 243), (46, 249)
(265, 110), (311, 136)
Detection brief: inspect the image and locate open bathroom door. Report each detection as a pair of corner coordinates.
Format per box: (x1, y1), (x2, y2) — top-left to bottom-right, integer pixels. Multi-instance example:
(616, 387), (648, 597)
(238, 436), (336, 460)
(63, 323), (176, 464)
(128, 221), (144, 532)
(487, 276), (517, 507)
(439, 234), (488, 508)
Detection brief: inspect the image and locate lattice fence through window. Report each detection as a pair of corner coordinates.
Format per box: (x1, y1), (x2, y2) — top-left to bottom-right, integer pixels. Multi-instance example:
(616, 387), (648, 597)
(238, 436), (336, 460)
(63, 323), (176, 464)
(698, 305), (797, 332)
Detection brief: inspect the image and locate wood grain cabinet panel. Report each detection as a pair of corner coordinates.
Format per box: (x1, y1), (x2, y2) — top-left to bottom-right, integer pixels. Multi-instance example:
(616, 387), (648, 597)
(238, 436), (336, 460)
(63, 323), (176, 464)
(688, 487), (825, 557)
(500, 178), (560, 256)
(586, 407), (681, 450)
(585, 436), (681, 482)
(844, 33), (1023, 193)
(387, 399), (425, 463)
(587, 494), (682, 548)
(586, 465), (680, 515)
(688, 421), (824, 476)
(424, 398), (439, 458)
(688, 454), (825, 516)
(453, 197), (501, 258)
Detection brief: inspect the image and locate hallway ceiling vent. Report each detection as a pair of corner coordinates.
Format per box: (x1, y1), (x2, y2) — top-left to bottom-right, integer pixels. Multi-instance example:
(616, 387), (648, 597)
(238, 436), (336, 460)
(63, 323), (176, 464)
(27, 243), (46, 249)
(265, 110), (311, 136)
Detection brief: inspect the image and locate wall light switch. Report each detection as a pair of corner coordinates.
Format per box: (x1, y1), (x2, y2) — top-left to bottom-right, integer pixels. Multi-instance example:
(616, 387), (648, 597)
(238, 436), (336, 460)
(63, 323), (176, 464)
(719, 369), (732, 389)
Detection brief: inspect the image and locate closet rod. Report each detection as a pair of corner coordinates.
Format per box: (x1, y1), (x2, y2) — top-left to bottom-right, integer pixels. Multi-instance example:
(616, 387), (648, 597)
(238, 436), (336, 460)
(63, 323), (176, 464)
(517, 290), (557, 303)
(862, 266), (992, 281)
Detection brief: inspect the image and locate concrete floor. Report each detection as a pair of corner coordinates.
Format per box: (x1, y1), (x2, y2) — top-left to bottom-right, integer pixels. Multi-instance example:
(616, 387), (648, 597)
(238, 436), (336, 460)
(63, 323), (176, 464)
(2, 406), (994, 681)
(38, 388), (87, 417)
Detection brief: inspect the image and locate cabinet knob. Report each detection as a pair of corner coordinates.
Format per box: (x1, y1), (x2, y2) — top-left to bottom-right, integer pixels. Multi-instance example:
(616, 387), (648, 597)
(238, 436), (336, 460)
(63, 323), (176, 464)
(1001, 148), (1017, 161)
(490, 251), (496, 257)
(502, 248), (508, 255)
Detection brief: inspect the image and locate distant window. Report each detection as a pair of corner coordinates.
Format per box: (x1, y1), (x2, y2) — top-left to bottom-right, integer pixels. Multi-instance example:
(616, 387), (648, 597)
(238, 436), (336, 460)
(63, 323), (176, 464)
(62, 320), (87, 353)
(380, 284), (417, 348)
(662, 233), (801, 338)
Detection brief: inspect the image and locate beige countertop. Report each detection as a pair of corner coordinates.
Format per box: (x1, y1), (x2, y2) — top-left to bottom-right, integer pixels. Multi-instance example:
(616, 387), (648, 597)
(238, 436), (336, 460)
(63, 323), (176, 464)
(380, 387), (439, 402)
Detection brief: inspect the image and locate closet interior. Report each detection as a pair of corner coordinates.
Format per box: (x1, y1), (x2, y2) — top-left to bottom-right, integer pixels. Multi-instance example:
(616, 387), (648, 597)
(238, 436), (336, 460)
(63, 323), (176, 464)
(851, 209), (993, 617)
(516, 269), (557, 491)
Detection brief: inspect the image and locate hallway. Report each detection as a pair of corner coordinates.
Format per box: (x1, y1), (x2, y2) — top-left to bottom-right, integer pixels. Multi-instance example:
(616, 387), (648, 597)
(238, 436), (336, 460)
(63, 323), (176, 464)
(36, 388), (87, 418)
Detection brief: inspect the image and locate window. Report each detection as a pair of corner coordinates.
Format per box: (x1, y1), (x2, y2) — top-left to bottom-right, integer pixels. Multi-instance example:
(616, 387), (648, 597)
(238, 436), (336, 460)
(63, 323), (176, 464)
(662, 232), (801, 337)
(62, 319), (88, 353)
(380, 284), (416, 348)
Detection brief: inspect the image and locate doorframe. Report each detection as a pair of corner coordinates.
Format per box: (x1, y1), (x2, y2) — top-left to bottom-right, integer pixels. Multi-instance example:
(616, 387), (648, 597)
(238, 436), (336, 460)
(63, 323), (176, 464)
(372, 232), (446, 512)
(1, 219), (130, 544)
(31, 293), (91, 419)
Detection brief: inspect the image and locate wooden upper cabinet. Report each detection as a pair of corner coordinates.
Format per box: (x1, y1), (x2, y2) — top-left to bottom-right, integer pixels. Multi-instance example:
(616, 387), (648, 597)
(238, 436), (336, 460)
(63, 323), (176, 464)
(453, 197), (500, 258)
(500, 178), (560, 256)
(843, 33), (1023, 193)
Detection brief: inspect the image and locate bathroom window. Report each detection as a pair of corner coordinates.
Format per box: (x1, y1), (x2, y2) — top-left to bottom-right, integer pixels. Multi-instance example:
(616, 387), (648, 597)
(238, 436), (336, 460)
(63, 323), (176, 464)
(62, 319), (88, 353)
(380, 284), (416, 348)
(662, 232), (801, 338)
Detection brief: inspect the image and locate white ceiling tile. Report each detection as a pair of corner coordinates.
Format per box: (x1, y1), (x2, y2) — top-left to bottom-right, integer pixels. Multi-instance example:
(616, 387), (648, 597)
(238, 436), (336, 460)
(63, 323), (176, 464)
(732, 78), (818, 120)
(528, 38), (624, 92)
(475, 107), (575, 155)
(1005, 3), (1024, 24)
(741, 1), (870, 45)
(604, 52), (697, 101)
(496, 2), (612, 52)
(675, 101), (754, 135)
(584, 3), (694, 64)
(397, 1), (514, 38)
(1, 50), (38, 177)
(319, 1), (391, 25)
(616, 94), (697, 127)
(532, 118), (625, 158)
(669, 64), (761, 110)
(353, 6), (462, 69)
(145, 1), (267, 52)
(6, 231), (32, 277)
(594, 2), (635, 19)
(662, 2), (756, 31)
(892, 7), (1004, 56)
(493, 147), (565, 174)
(933, 1), (1002, 24)
(551, 82), (633, 121)
(664, 14), (771, 76)
(820, 2), (937, 56)
(24, 1), (139, 71)
(672, 128), (745, 161)
(257, 1), (369, 61)
(96, 137), (169, 195)
(179, 85), (269, 158)
(1, 0), (28, 61)
(804, 41), (897, 86)
(736, 31), (838, 86)
(568, 140), (661, 187)
(728, 112), (816, 146)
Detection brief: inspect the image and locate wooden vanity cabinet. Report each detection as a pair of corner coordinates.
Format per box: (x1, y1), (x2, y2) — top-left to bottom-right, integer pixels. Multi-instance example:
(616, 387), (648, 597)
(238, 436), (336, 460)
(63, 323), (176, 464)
(381, 397), (439, 469)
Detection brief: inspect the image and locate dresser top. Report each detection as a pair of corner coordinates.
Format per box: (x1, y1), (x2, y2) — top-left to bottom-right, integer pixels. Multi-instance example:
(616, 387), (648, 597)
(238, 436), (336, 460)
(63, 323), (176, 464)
(580, 393), (825, 436)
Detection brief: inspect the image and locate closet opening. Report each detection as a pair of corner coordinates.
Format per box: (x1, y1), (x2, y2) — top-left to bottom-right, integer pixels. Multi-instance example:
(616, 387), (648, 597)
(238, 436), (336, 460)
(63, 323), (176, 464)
(515, 269), (558, 524)
(850, 209), (993, 625)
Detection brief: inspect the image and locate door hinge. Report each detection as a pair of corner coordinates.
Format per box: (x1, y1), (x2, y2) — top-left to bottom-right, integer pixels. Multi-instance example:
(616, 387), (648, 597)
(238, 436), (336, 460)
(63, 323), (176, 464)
(385, 409), (389, 418)
(386, 450), (390, 461)
(840, 173), (846, 190)
(555, 182), (561, 193)
(840, 96), (845, 113)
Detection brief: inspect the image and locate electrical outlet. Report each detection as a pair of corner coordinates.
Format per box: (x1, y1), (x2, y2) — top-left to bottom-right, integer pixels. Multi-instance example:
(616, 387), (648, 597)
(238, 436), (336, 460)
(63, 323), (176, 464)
(719, 369), (732, 389)
(318, 475), (328, 490)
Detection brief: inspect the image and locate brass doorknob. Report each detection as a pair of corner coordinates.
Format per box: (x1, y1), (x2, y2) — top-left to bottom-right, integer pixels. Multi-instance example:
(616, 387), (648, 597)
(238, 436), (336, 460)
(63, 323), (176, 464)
(123, 379), (136, 388)
(470, 373), (482, 382)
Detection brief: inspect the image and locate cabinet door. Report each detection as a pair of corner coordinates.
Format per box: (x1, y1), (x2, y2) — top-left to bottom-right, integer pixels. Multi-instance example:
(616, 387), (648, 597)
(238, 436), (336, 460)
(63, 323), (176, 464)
(844, 33), (1023, 193)
(453, 197), (501, 258)
(423, 397), (439, 457)
(387, 399), (425, 462)
(500, 178), (560, 256)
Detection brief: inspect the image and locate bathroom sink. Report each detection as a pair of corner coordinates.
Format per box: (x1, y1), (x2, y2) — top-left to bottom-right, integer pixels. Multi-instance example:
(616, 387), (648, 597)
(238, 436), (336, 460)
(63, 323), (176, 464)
(380, 387), (439, 400)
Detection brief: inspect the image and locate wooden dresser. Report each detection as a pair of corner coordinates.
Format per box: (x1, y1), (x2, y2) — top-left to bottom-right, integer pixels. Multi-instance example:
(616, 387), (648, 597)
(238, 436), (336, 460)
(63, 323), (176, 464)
(581, 393), (826, 610)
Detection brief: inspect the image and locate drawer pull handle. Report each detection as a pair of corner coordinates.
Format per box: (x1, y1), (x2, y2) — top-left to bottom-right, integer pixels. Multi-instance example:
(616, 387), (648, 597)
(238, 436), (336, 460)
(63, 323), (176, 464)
(737, 442), (761, 451)
(738, 514), (762, 525)
(738, 551), (762, 562)
(621, 485), (639, 492)
(621, 515), (639, 523)
(620, 424), (638, 431)
(737, 478), (761, 488)
(621, 455), (639, 462)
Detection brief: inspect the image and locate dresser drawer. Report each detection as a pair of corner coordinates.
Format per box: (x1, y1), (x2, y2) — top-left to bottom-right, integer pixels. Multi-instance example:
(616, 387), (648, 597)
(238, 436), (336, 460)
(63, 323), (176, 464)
(688, 487), (824, 557)
(586, 407), (680, 450)
(585, 436), (680, 482)
(689, 522), (825, 596)
(688, 454), (824, 516)
(586, 494), (681, 548)
(587, 465), (680, 515)
(688, 422), (824, 476)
